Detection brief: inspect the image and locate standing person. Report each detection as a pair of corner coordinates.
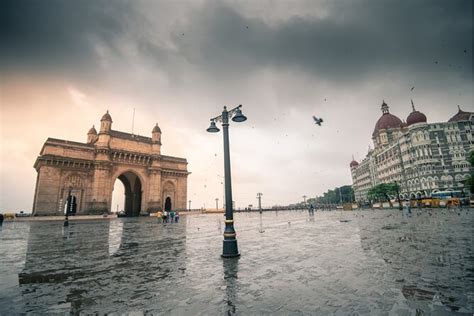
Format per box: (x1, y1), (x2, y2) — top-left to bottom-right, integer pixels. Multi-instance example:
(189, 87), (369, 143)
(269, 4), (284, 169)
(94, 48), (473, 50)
(162, 210), (168, 223)
(404, 200), (411, 217)
(170, 210), (175, 222)
(175, 211), (179, 223)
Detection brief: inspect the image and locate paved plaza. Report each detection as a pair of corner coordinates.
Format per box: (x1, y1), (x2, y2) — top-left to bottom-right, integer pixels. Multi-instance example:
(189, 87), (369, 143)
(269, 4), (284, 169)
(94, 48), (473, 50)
(0, 209), (473, 314)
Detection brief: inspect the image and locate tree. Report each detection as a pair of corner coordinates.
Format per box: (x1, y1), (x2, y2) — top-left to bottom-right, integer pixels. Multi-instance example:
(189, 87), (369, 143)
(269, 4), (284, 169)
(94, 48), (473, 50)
(313, 185), (355, 205)
(367, 182), (400, 207)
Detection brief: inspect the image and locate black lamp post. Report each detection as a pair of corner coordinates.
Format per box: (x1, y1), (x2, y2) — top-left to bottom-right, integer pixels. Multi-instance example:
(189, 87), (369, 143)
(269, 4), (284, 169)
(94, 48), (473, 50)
(257, 192), (263, 213)
(64, 186), (72, 227)
(207, 105), (247, 258)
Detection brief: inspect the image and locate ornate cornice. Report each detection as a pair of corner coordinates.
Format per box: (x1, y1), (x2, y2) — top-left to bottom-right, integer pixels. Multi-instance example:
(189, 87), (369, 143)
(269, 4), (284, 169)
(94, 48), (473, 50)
(34, 155), (95, 171)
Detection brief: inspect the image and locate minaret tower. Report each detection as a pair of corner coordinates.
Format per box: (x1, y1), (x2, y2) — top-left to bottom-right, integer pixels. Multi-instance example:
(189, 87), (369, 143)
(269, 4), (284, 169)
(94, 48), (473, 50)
(96, 110), (112, 151)
(151, 123), (162, 155)
(100, 110), (112, 133)
(87, 125), (98, 143)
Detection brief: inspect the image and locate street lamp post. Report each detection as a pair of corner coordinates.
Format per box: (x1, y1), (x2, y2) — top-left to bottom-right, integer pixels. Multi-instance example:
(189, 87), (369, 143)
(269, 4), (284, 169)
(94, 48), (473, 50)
(257, 192), (263, 213)
(207, 105), (247, 258)
(215, 198), (219, 210)
(64, 186), (72, 227)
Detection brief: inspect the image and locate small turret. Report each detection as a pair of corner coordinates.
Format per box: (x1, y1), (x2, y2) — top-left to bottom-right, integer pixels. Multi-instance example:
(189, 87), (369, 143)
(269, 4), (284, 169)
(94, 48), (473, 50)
(152, 123), (161, 143)
(100, 110), (112, 133)
(87, 125), (98, 143)
(151, 123), (162, 154)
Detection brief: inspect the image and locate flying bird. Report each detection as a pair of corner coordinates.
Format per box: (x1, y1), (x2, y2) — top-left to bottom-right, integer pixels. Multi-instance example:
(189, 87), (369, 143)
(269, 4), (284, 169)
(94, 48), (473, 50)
(410, 86), (415, 91)
(313, 116), (323, 126)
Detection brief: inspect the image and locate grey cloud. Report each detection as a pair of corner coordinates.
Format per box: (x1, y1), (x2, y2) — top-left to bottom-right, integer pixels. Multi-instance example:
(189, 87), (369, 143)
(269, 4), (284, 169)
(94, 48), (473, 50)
(1, 0), (471, 85)
(173, 0), (472, 82)
(0, 0), (134, 78)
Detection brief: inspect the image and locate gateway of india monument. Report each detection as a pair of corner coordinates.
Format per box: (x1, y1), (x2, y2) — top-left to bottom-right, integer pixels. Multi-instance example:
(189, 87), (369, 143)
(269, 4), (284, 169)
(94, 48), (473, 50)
(32, 111), (189, 216)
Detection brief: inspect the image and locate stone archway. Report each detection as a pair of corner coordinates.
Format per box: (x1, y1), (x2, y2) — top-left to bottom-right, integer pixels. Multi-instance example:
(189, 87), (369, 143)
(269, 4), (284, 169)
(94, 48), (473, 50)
(32, 114), (189, 216)
(114, 171), (143, 216)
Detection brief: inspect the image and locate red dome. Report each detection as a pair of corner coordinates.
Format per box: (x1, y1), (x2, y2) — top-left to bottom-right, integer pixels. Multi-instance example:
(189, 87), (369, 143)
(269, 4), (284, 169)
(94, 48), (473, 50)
(350, 160), (359, 167)
(407, 111), (427, 125)
(375, 114), (403, 130)
(373, 101), (403, 134)
(448, 106), (472, 122)
(406, 100), (427, 126)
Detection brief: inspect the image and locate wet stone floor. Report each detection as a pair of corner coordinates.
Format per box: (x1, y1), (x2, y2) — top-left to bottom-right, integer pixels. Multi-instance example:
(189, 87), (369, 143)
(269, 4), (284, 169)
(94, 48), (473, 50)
(0, 209), (473, 315)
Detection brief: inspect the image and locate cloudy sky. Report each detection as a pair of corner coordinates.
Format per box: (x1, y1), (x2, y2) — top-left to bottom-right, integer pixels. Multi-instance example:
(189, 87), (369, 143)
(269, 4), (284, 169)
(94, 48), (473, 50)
(1, 0), (472, 211)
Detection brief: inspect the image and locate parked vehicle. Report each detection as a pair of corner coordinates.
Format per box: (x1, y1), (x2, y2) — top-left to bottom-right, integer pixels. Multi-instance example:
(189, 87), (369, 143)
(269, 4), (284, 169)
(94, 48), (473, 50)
(15, 211), (31, 217)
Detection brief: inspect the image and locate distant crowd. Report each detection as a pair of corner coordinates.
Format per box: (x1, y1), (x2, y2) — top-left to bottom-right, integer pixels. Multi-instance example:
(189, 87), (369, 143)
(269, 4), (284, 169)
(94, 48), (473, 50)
(157, 210), (179, 223)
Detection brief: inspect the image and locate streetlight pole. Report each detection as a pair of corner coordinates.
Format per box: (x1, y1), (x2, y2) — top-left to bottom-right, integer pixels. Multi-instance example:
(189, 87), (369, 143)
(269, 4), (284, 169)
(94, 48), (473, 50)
(215, 198), (219, 210)
(207, 105), (247, 258)
(257, 192), (263, 213)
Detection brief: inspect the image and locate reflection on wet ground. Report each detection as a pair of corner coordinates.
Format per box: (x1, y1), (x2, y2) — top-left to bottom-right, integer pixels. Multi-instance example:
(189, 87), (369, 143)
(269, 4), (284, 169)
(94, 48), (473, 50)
(0, 209), (473, 314)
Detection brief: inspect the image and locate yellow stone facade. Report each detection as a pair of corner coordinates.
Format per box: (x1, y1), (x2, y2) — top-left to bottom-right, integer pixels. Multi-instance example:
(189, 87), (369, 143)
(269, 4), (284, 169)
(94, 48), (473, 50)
(32, 111), (189, 215)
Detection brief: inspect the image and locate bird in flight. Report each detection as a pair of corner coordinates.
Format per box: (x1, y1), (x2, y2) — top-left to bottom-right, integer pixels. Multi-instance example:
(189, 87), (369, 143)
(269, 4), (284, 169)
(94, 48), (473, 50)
(410, 86), (415, 91)
(313, 116), (324, 126)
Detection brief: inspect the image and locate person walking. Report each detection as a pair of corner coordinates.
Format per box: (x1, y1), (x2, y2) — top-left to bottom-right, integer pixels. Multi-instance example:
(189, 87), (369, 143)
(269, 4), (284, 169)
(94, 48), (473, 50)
(170, 210), (175, 222)
(175, 211), (179, 223)
(162, 210), (168, 223)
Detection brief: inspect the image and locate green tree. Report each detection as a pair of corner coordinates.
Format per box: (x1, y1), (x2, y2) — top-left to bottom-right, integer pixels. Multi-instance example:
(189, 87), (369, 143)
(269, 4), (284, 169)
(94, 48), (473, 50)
(367, 182), (400, 207)
(314, 185), (355, 205)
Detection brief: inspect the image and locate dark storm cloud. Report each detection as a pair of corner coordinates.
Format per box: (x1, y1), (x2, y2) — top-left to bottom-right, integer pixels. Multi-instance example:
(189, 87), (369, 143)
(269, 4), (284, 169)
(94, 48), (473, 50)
(175, 0), (472, 82)
(0, 0), (134, 77)
(1, 0), (471, 83)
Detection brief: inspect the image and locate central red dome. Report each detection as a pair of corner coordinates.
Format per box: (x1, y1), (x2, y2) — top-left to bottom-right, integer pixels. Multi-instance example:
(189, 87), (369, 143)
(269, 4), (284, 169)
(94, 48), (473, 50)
(373, 101), (402, 133)
(407, 111), (427, 125)
(406, 100), (427, 126)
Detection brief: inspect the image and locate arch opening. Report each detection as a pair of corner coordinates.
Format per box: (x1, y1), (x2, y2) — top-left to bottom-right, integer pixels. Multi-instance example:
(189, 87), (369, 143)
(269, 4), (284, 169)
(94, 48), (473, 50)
(165, 197), (172, 212)
(112, 171), (142, 217)
(63, 195), (77, 215)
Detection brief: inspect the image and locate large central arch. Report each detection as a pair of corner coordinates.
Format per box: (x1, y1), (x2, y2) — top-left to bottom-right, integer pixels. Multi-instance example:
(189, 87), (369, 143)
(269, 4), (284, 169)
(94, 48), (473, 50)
(115, 171), (142, 216)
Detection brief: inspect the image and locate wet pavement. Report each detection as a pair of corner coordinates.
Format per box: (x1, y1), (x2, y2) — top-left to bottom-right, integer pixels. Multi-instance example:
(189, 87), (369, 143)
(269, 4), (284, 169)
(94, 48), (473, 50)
(0, 209), (473, 315)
